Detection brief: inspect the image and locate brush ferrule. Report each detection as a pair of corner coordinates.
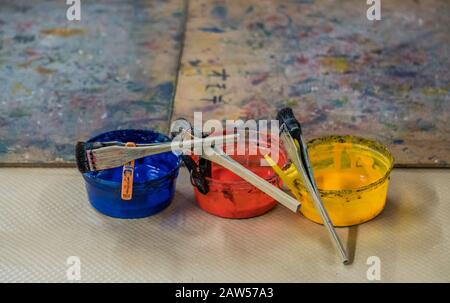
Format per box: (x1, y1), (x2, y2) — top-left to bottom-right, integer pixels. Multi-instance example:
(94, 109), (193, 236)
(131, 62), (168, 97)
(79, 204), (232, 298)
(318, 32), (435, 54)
(282, 118), (302, 138)
(277, 107), (302, 138)
(87, 150), (96, 171)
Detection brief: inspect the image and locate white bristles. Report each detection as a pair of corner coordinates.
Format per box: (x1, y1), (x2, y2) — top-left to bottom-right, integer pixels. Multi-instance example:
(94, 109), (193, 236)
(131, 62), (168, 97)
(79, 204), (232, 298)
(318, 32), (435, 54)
(88, 134), (238, 171)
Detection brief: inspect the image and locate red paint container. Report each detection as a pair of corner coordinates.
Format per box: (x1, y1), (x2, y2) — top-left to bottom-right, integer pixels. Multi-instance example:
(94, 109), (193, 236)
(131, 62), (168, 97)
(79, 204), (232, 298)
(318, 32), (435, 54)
(192, 131), (286, 219)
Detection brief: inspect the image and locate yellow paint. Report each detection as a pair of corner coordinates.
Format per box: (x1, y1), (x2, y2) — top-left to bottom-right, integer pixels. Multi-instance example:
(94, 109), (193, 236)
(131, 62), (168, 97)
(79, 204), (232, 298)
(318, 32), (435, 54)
(181, 65), (199, 77)
(41, 28), (84, 37)
(397, 84), (412, 94)
(421, 87), (448, 97)
(320, 57), (350, 73)
(181, 63), (224, 77)
(266, 135), (393, 226)
(286, 99), (298, 107)
(11, 83), (31, 96)
(264, 155), (303, 201)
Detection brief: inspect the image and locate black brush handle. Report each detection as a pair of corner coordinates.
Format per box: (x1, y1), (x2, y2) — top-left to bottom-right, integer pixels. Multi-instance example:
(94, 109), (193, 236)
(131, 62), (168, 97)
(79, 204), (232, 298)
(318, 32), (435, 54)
(181, 155), (209, 194)
(75, 142), (90, 173)
(276, 107), (302, 140)
(277, 107), (310, 177)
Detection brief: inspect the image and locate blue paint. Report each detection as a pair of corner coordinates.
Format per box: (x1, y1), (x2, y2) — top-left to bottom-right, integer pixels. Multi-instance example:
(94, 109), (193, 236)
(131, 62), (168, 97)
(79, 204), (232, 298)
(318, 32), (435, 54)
(251, 74), (268, 85)
(126, 81), (146, 93)
(255, 22), (271, 36)
(386, 66), (417, 78)
(282, 55), (297, 65)
(82, 129), (181, 219)
(211, 5), (227, 19)
(0, 140), (7, 154)
(199, 27), (224, 33)
(393, 139), (404, 144)
(154, 81), (174, 101)
(360, 86), (378, 97)
(416, 119), (435, 131)
(13, 35), (35, 43)
(288, 83), (313, 96)
(189, 59), (201, 66)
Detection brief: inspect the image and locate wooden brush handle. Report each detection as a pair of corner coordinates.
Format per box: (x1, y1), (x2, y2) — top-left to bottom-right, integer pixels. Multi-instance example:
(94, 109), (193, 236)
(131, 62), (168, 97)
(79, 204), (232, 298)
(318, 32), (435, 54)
(121, 142), (136, 200)
(280, 131), (349, 264)
(93, 134), (238, 171)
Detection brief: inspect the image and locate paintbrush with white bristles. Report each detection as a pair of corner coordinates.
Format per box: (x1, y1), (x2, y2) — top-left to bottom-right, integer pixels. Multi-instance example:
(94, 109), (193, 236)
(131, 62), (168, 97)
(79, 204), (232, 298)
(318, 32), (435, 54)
(75, 134), (237, 173)
(277, 107), (348, 264)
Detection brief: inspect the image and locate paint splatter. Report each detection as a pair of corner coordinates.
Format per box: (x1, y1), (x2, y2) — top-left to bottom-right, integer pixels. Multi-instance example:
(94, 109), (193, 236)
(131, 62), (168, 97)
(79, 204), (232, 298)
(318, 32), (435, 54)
(421, 87), (448, 97)
(40, 28), (84, 37)
(199, 27), (224, 33)
(211, 5), (228, 19)
(13, 35), (35, 43)
(35, 66), (56, 75)
(0, 0), (185, 163)
(174, 0), (450, 166)
(320, 57), (350, 73)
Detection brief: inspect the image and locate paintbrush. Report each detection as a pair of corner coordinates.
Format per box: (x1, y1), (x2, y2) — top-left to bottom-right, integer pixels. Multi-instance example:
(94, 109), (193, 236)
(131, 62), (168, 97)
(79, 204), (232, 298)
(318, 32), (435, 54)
(176, 129), (300, 213)
(277, 107), (349, 264)
(76, 134), (237, 173)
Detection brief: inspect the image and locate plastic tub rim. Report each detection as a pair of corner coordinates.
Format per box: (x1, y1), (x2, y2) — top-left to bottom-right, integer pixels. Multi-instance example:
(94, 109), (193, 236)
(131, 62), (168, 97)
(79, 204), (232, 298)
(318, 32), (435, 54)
(201, 140), (286, 187)
(82, 129), (181, 189)
(307, 135), (394, 196)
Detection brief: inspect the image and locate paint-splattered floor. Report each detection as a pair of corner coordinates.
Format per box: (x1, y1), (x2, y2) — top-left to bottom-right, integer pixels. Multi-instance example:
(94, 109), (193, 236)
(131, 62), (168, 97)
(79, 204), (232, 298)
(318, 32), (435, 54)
(0, 0), (185, 163)
(173, 0), (450, 167)
(1, 0), (449, 166)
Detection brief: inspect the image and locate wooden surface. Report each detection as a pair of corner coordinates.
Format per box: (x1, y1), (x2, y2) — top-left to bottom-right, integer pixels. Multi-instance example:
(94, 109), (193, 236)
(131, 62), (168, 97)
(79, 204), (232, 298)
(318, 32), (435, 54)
(1, 0), (449, 166)
(0, 0), (186, 163)
(173, 0), (450, 167)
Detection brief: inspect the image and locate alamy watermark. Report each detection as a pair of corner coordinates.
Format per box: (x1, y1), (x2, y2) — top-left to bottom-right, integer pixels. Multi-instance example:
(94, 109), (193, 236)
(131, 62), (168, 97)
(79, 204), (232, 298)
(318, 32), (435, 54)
(66, 256), (81, 281)
(66, 0), (81, 21)
(367, 0), (381, 21)
(170, 112), (280, 165)
(66, 1), (380, 22)
(366, 256), (381, 281)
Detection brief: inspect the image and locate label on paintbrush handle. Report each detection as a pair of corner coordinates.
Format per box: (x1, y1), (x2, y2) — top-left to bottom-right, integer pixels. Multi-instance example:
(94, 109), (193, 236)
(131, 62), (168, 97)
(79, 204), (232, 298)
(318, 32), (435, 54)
(121, 142), (136, 200)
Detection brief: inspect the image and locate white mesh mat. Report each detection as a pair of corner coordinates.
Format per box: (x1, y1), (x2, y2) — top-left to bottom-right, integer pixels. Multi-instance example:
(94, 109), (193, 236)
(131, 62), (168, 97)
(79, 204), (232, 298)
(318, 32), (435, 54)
(0, 168), (449, 282)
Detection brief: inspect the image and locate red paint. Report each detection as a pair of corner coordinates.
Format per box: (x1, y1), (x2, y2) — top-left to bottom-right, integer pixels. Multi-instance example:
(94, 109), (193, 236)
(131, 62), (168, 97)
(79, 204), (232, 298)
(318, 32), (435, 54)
(192, 133), (287, 219)
(296, 56), (308, 64)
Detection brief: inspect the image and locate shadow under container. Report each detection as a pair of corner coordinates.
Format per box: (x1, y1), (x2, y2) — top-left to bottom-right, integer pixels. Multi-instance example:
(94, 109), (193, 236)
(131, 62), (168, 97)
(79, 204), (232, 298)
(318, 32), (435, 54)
(300, 135), (394, 226)
(82, 129), (181, 219)
(192, 131), (287, 219)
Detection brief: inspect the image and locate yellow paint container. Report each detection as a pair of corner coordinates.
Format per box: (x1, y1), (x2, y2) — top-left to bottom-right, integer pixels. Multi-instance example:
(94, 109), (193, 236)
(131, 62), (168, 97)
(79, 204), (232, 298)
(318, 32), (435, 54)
(303, 135), (394, 226)
(267, 135), (394, 226)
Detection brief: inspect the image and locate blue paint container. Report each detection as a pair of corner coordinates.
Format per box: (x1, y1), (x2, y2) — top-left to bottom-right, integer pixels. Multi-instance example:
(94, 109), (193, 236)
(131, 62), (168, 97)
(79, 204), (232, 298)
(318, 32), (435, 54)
(82, 129), (181, 219)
